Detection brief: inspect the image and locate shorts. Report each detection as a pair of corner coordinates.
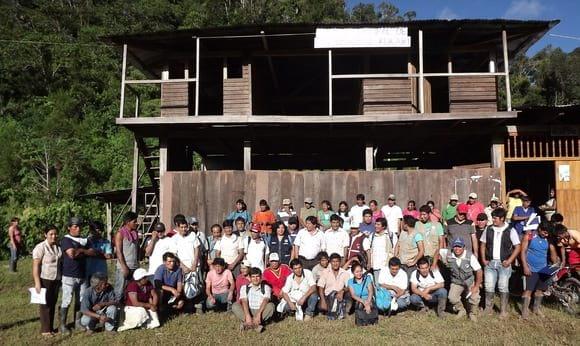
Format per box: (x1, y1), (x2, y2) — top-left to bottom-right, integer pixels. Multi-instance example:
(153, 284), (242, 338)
(524, 272), (550, 292)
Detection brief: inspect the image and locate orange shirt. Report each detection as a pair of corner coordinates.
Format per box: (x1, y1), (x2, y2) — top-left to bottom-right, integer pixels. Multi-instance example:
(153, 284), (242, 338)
(252, 210), (276, 234)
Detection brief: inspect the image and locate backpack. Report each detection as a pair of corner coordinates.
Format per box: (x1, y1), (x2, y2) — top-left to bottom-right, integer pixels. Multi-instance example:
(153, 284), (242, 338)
(354, 275), (379, 326)
(245, 282), (267, 296)
(183, 271), (202, 299)
(374, 284), (392, 312)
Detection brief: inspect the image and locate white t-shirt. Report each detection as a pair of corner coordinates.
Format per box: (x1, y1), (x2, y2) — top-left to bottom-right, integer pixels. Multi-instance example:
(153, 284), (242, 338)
(439, 248), (482, 271)
(381, 204), (403, 235)
(282, 269), (316, 297)
(378, 267), (409, 292)
(216, 233), (243, 264)
(173, 232), (200, 270)
(350, 204), (370, 227)
(370, 232), (392, 269)
(324, 228), (349, 258)
(147, 237), (177, 275)
(294, 229), (326, 260)
(240, 283), (272, 310)
(244, 238), (269, 271)
(479, 224), (521, 260)
(410, 269), (445, 291)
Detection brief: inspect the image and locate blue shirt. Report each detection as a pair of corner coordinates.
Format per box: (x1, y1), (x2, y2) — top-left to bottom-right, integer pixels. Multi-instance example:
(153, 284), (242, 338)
(512, 206), (535, 235)
(359, 222), (375, 236)
(154, 265), (183, 288)
(527, 233), (549, 272)
(348, 275), (373, 300)
(61, 237), (85, 278)
(85, 238), (112, 279)
(227, 210), (251, 223)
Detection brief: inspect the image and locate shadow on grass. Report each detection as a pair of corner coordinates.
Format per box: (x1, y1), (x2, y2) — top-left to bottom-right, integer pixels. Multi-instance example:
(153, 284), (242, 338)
(0, 317), (39, 331)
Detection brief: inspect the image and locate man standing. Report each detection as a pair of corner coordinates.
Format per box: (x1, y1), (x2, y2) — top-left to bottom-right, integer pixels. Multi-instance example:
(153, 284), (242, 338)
(410, 257), (447, 317)
(244, 223), (269, 271)
(80, 272), (118, 335)
(216, 221), (244, 276)
(294, 216), (326, 270)
(350, 194), (370, 229)
(233, 268), (275, 332)
(416, 205), (445, 270)
(446, 203), (478, 256)
(114, 212), (140, 302)
(440, 238), (483, 321)
(324, 214), (349, 261)
(466, 193), (485, 222)
(378, 257), (410, 313)
(512, 196), (536, 237)
(442, 194), (459, 225)
(85, 221), (113, 289)
(381, 194), (403, 246)
(395, 215), (425, 276)
(173, 217), (202, 313)
(369, 218), (393, 282)
(359, 209), (375, 236)
(7, 217), (22, 273)
(277, 198), (296, 227)
(479, 208), (521, 318)
(345, 224), (371, 270)
(280, 259), (318, 321)
(263, 253), (292, 303)
(60, 217), (97, 335)
(484, 197), (500, 226)
(146, 223), (176, 276)
(299, 198), (318, 228)
(318, 253), (351, 320)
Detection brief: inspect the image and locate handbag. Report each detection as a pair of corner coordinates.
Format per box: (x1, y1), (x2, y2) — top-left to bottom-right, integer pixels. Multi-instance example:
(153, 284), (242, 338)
(354, 275), (379, 326)
(183, 271), (202, 299)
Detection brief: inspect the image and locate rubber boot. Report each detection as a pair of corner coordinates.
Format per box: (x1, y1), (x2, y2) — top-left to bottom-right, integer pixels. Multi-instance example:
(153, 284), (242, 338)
(499, 293), (509, 319)
(468, 303), (478, 322)
(532, 295), (545, 318)
(437, 297), (447, 317)
(9, 260), (15, 273)
(484, 292), (495, 315)
(521, 296), (531, 320)
(60, 307), (71, 335)
(454, 303), (466, 319)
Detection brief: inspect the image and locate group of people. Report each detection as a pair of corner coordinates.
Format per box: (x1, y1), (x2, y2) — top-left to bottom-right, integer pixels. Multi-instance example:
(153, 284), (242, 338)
(27, 190), (578, 336)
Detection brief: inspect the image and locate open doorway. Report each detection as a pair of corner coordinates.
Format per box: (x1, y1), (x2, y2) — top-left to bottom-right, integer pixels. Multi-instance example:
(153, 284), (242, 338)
(505, 161), (555, 209)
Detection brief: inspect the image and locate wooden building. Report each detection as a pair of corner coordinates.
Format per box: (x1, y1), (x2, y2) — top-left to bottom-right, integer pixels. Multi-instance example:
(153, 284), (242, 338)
(103, 19), (569, 232)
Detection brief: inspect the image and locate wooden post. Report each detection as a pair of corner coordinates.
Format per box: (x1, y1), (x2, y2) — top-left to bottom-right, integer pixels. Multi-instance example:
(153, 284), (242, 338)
(195, 37), (200, 116)
(491, 143), (503, 169)
(489, 51), (497, 73)
(243, 141), (252, 171)
(502, 30), (512, 112)
(365, 142), (374, 171)
(222, 58), (228, 80)
(134, 95), (139, 118)
(447, 56), (453, 73)
(418, 30), (424, 114)
(119, 44), (127, 118)
(131, 140), (139, 212)
(158, 138), (168, 221)
(106, 202), (113, 241)
(328, 49), (333, 116)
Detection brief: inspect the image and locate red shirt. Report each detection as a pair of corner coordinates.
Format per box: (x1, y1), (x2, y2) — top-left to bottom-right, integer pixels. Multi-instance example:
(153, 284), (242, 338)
(403, 209), (420, 219)
(467, 202), (485, 222)
(235, 275), (250, 302)
(263, 264), (292, 298)
(125, 280), (154, 306)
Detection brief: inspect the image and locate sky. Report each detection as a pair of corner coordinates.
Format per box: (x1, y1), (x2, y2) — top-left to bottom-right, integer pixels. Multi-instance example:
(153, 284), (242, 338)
(345, 0), (580, 55)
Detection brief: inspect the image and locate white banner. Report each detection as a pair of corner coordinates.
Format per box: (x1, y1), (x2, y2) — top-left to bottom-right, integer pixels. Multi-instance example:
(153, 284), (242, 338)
(314, 27), (411, 48)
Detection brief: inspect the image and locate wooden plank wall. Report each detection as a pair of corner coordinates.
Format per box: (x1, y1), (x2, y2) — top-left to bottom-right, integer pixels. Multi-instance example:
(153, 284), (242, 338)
(449, 76), (498, 113)
(555, 160), (580, 231)
(160, 82), (189, 117)
(223, 64), (251, 115)
(360, 78), (413, 114)
(160, 168), (501, 233)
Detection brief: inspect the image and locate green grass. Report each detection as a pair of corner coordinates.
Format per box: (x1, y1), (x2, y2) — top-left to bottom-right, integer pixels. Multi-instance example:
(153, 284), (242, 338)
(1, 258), (578, 345)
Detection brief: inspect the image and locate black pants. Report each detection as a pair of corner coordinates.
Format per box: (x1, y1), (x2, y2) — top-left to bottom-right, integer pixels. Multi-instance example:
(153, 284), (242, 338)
(39, 279), (60, 333)
(300, 257), (318, 270)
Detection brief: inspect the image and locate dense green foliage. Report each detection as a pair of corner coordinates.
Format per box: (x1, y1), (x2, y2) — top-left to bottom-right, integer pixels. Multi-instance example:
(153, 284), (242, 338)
(0, 1), (578, 257)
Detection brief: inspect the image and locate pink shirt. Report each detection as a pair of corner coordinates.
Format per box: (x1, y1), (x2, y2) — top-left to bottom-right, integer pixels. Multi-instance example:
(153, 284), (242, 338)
(403, 209), (420, 219)
(235, 275), (250, 302)
(371, 210), (385, 223)
(467, 202), (485, 222)
(317, 267), (350, 296)
(206, 269), (233, 295)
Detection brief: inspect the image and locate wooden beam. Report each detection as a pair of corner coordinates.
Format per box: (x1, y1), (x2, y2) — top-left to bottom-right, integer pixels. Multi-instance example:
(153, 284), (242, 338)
(131, 140), (139, 212)
(120, 44), (128, 118)
(195, 37), (200, 116)
(158, 137), (167, 220)
(243, 141), (251, 171)
(419, 30), (424, 114)
(106, 202), (113, 241)
(365, 142), (374, 171)
(328, 49), (333, 116)
(502, 30), (512, 112)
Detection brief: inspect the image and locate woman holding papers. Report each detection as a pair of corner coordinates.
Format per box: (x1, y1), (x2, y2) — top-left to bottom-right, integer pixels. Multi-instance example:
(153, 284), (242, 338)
(32, 225), (62, 337)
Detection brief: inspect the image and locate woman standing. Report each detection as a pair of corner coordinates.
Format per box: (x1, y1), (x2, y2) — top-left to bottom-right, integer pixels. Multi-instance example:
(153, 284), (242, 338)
(268, 222), (293, 265)
(426, 201), (442, 223)
(8, 217), (22, 272)
(32, 225), (62, 337)
(227, 199), (251, 224)
(337, 201), (351, 231)
(252, 199), (276, 244)
(317, 200), (335, 230)
(539, 188), (557, 222)
(369, 200), (385, 223)
(403, 201), (420, 219)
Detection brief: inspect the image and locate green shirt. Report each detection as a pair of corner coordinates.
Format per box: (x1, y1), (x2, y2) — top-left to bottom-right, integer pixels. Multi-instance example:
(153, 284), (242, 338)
(422, 222), (444, 236)
(317, 210), (335, 227)
(442, 204), (457, 223)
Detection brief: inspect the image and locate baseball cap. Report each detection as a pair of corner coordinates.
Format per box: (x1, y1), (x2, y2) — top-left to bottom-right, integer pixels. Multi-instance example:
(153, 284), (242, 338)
(449, 194), (459, 201)
(304, 197), (313, 204)
(282, 198), (292, 205)
(468, 192), (478, 199)
(133, 268), (149, 281)
(241, 259), (251, 268)
(490, 196), (499, 202)
(388, 194), (396, 200)
(187, 216), (199, 225)
(154, 222), (166, 232)
(250, 223), (261, 233)
(521, 195), (531, 202)
(350, 224), (359, 229)
(68, 217), (83, 227)
(457, 203), (469, 214)
(268, 253), (280, 262)
(452, 238), (466, 248)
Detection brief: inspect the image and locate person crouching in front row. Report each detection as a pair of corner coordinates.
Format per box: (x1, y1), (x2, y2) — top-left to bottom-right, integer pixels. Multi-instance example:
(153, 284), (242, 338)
(232, 267), (275, 333)
(80, 272), (118, 335)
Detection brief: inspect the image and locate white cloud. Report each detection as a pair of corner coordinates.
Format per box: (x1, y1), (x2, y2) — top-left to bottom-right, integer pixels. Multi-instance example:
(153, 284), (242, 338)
(504, 0), (545, 19)
(438, 7), (458, 20)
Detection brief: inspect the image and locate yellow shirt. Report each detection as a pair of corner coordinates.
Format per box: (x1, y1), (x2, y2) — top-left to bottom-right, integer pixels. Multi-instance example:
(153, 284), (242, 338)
(506, 197), (522, 220)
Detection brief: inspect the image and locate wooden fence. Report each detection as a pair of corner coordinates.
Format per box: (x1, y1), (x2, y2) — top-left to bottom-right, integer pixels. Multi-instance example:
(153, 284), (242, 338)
(160, 168), (501, 233)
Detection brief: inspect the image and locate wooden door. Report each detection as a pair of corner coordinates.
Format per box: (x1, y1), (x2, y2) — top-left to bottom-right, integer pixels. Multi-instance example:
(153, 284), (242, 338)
(555, 160), (580, 230)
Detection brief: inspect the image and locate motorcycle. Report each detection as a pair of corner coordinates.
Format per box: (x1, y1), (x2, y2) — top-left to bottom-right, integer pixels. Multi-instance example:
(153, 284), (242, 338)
(545, 264), (579, 315)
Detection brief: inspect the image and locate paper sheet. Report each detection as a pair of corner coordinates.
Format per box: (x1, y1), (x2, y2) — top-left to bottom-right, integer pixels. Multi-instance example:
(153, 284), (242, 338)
(29, 288), (47, 305)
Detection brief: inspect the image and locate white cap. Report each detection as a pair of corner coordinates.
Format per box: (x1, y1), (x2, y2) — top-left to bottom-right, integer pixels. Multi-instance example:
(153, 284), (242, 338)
(468, 192), (478, 199)
(241, 259), (252, 268)
(133, 268), (149, 281)
(388, 194), (396, 200)
(269, 253), (280, 262)
(490, 196), (499, 202)
(450, 194), (459, 201)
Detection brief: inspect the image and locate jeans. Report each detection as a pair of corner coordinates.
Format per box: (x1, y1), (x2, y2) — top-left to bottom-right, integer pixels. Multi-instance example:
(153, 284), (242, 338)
(389, 292), (410, 310)
(484, 260), (512, 293)
(410, 288), (448, 308)
(61, 276), (86, 310)
(206, 292), (231, 311)
(81, 305), (118, 331)
(283, 293), (319, 316)
(9, 245), (18, 271)
(114, 267), (135, 302)
(231, 301), (275, 323)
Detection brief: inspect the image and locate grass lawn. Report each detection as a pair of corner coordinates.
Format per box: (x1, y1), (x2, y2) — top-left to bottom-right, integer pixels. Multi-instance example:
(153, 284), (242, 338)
(1, 258), (578, 345)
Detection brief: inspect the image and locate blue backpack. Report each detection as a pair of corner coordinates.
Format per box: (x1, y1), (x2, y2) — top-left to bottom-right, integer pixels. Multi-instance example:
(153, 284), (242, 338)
(375, 284), (392, 311)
